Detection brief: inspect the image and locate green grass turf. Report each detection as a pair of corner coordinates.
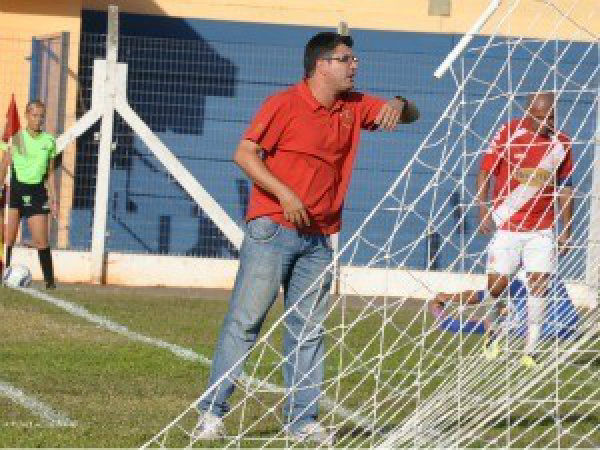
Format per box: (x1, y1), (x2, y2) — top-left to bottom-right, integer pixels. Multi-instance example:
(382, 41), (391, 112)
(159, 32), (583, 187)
(1, 282), (598, 448)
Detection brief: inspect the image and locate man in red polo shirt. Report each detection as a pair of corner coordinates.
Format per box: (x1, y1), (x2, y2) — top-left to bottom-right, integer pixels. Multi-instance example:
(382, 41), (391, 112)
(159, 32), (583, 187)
(476, 92), (573, 368)
(194, 31), (419, 444)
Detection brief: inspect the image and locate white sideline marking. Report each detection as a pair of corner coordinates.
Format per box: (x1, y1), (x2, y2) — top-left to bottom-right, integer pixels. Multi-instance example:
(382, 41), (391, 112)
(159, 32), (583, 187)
(18, 287), (367, 426)
(20, 287), (208, 364)
(0, 379), (77, 427)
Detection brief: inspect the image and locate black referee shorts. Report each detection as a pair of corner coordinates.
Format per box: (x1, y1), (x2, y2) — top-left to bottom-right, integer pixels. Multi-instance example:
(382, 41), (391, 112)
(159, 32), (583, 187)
(9, 179), (50, 219)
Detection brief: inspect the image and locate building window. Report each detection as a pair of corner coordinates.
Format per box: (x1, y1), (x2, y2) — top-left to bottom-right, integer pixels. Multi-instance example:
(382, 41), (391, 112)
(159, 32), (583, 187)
(429, 0), (451, 16)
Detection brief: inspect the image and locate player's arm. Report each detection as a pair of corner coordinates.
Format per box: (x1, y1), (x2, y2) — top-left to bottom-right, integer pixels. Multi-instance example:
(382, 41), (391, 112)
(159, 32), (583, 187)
(233, 139), (309, 227)
(557, 185), (573, 254)
(476, 168), (493, 234)
(477, 124), (508, 234)
(556, 142), (574, 254)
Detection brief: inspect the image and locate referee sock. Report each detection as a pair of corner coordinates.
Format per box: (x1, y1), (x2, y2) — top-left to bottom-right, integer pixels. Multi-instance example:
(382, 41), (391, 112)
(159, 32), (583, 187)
(38, 247), (55, 285)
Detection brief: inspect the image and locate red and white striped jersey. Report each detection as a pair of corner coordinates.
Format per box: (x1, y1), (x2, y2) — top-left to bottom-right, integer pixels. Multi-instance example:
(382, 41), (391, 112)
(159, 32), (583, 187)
(480, 118), (573, 231)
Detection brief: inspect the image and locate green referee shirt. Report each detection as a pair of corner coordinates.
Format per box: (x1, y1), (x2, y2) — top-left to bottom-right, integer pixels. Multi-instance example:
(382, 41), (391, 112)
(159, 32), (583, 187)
(0, 130), (56, 184)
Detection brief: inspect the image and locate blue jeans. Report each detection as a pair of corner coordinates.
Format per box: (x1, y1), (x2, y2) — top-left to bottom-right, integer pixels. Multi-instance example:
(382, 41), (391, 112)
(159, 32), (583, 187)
(198, 216), (333, 431)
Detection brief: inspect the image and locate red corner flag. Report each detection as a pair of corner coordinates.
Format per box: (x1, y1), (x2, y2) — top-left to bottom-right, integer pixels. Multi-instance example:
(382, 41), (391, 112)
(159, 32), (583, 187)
(2, 94), (21, 143)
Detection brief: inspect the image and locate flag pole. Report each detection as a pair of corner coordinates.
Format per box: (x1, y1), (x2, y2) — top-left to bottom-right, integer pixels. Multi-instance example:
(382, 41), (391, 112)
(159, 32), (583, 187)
(2, 94), (20, 280)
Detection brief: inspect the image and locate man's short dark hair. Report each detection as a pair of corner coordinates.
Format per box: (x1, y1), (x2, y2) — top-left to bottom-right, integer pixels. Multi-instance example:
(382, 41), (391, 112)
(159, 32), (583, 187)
(304, 32), (353, 78)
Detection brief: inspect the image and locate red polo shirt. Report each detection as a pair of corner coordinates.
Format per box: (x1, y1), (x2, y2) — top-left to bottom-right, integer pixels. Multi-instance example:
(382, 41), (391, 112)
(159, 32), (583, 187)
(243, 81), (386, 235)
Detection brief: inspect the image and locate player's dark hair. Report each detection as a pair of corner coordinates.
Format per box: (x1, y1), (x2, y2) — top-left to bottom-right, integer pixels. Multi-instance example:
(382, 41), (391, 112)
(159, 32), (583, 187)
(26, 100), (45, 113)
(304, 32), (353, 78)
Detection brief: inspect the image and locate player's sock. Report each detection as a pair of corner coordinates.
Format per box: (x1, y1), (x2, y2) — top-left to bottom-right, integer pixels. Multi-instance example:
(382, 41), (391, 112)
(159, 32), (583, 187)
(525, 295), (545, 354)
(6, 245), (12, 267)
(38, 247), (55, 287)
(483, 294), (505, 359)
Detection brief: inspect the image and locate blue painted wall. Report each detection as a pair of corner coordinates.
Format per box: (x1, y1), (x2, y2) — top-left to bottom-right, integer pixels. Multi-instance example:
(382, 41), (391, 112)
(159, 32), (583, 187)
(70, 11), (597, 275)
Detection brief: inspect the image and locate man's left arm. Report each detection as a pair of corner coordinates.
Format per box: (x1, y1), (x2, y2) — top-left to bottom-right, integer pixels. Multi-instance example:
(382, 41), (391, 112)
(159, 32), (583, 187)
(374, 96), (419, 131)
(359, 94), (419, 131)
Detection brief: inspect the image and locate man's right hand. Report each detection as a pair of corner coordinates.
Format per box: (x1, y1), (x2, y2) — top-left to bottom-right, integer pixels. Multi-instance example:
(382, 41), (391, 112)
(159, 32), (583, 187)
(479, 204), (494, 234)
(277, 186), (310, 227)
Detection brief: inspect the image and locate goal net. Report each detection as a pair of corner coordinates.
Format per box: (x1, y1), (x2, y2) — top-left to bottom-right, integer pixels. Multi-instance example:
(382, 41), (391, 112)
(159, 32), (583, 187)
(144, 1), (599, 447)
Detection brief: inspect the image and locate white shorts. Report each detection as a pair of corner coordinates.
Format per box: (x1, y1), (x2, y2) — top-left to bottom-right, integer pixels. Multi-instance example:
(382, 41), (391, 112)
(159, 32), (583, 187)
(486, 229), (556, 275)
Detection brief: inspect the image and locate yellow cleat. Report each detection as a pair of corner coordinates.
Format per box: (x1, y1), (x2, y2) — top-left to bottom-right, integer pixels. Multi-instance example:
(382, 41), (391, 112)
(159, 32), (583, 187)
(483, 332), (500, 361)
(521, 354), (538, 369)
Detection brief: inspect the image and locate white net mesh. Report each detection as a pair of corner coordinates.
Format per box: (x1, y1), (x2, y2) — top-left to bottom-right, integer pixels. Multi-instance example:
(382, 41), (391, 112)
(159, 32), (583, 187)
(144, 1), (599, 448)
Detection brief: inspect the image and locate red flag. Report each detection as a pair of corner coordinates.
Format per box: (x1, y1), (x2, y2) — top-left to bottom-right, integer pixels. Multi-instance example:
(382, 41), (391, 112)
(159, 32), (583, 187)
(2, 94), (21, 143)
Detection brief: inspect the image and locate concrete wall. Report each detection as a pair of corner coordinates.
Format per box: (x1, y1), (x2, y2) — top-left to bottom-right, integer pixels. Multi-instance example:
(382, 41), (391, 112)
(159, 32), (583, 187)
(81, 0), (600, 38)
(13, 246), (597, 309)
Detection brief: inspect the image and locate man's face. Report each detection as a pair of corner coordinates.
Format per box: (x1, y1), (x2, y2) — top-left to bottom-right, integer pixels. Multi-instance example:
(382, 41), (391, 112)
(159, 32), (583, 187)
(319, 44), (358, 92)
(528, 104), (555, 136)
(26, 105), (45, 132)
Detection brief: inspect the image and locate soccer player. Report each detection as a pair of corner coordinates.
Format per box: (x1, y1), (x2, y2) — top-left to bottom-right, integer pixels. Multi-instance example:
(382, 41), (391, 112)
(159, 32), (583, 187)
(193, 31), (419, 444)
(0, 100), (58, 289)
(476, 91), (573, 368)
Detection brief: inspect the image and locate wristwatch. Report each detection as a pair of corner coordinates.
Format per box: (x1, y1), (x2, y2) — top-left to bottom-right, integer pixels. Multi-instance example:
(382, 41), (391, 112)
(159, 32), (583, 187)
(395, 96), (408, 107)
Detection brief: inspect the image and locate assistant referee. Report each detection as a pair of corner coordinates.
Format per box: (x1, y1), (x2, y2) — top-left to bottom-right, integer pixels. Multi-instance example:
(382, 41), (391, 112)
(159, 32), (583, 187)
(0, 100), (58, 288)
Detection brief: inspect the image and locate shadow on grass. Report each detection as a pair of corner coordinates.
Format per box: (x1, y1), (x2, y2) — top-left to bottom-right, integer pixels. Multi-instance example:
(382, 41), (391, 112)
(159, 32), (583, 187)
(572, 356), (600, 368)
(492, 411), (600, 429)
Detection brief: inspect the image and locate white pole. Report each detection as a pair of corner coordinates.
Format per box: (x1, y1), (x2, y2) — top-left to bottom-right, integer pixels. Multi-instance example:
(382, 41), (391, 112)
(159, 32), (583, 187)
(56, 2), (245, 262)
(89, 5), (119, 284)
(55, 109), (102, 152)
(330, 18), (348, 295)
(116, 99), (244, 248)
(434, 0), (502, 79)
(585, 55), (600, 291)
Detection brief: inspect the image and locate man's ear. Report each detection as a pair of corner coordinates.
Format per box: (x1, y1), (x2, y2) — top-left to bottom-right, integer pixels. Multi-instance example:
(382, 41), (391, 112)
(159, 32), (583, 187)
(314, 59), (328, 77)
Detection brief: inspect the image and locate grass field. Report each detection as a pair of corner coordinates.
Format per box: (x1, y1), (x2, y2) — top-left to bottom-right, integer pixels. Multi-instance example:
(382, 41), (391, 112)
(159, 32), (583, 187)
(1, 283), (231, 447)
(1, 282), (598, 448)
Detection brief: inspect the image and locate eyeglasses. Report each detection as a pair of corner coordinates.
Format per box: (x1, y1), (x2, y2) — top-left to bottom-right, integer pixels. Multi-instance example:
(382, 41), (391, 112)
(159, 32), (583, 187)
(323, 54), (359, 64)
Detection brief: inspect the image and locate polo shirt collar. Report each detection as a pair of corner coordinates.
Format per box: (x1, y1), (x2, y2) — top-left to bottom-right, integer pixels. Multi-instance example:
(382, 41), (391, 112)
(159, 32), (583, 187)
(297, 80), (322, 111)
(297, 80), (345, 112)
(24, 129), (41, 139)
